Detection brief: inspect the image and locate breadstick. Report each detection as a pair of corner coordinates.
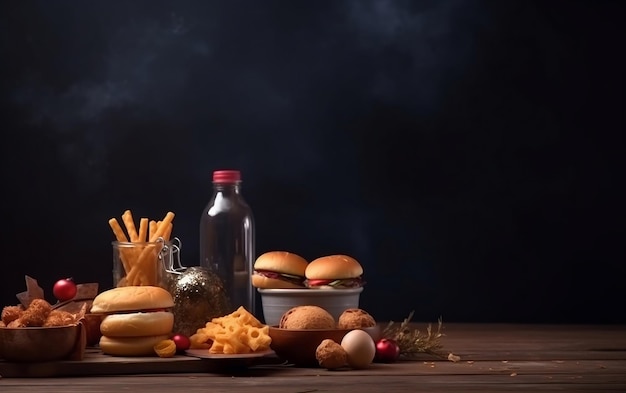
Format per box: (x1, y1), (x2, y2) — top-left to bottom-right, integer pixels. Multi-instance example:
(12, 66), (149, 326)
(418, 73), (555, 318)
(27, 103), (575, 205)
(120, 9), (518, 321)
(149, 220), (157, 240)
(122, 210), (139, 242)
(108, 218), (129, 243)
(128, 212), (175, 284)
(149, 212), (175, 242)
(143, 245), (159, 286)
(138, 218), (149, 242)
(163, 222), (173, 241)
(127, 243), (159, 285)
(109, 218), (131, 274)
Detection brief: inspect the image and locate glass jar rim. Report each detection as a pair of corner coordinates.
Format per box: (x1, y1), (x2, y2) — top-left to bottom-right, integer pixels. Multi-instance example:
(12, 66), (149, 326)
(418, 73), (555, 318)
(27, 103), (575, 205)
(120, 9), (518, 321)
(111, 240), (172, 246)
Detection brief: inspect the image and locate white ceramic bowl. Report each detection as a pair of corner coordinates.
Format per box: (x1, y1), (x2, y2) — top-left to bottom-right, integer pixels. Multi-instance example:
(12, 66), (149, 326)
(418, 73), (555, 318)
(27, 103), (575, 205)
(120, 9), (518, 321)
(257, 287), (363, 326)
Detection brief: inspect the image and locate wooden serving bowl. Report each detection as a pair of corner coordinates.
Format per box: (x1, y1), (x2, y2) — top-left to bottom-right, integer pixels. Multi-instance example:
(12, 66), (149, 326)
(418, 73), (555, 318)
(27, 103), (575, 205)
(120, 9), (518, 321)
(269, 325), (380, 367)
(83, 313), (103, 347)
(0, 324), (82, 362)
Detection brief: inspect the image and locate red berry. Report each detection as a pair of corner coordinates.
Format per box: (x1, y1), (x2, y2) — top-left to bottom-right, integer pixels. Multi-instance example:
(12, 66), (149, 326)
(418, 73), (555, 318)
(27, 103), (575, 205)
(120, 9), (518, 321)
(375, 338), (400, 363)
(53, 278), (78, 302)
(171, 334), (191, 352)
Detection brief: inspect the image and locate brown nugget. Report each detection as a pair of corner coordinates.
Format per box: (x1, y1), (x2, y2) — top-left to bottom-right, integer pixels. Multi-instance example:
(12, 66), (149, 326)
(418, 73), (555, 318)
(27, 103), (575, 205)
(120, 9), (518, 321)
(1, 305), (24, 325)
(7, 319), (26, 328)
(20, 299), (53, 327)
(43, 310), (76, 327)
(337, 308), (376, 329)
(316, 339), (348, 369)
(279, 305), (335, 329)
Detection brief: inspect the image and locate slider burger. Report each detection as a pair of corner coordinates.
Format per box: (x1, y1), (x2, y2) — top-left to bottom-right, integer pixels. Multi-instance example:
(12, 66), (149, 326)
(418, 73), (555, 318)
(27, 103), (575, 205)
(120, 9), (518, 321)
(305, 254), (365, 289)
(252, 251), (309, 289)
(91, 286), (174, 356)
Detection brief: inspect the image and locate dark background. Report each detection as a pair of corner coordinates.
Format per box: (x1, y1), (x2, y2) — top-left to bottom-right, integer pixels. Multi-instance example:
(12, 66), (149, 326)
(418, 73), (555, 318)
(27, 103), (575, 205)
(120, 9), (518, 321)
(1, 0), (624, 324)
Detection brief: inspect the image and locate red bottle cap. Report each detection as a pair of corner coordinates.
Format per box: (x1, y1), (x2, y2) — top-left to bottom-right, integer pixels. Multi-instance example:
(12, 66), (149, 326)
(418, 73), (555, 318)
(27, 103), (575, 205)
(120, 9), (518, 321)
(213, 170), (241, 183)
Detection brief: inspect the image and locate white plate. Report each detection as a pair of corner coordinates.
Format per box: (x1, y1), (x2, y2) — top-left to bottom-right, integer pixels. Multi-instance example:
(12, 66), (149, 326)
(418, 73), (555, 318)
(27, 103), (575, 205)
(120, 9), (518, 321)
(185, 349), (275, 359)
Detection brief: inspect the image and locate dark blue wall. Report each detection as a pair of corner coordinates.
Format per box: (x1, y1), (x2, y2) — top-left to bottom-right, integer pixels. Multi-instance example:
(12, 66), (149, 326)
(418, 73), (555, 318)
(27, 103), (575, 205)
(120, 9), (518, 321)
(1, 0), (624, 323)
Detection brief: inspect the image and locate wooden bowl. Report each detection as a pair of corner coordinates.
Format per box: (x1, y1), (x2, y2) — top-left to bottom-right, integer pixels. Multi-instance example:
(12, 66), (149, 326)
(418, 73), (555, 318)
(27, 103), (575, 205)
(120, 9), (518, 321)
(269, 325), (380, 367)
(0, 324), (81, 362)
(83, 313), (103, 347)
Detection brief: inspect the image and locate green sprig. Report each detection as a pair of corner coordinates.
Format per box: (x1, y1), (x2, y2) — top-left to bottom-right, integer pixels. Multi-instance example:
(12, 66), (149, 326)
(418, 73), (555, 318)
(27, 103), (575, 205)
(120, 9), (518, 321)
(382, 311), (451, 360)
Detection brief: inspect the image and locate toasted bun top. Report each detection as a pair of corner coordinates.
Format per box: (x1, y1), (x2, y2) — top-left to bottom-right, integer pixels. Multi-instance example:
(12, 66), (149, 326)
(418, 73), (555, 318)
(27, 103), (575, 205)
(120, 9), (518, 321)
(254, 251), (308, 276)
(91, 286), (174, 314)
(305, 254), (363, 280)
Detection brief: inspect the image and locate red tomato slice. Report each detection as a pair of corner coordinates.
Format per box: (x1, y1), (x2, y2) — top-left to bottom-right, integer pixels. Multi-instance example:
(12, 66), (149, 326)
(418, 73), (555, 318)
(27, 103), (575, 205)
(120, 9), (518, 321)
(307, 279), (333, 286)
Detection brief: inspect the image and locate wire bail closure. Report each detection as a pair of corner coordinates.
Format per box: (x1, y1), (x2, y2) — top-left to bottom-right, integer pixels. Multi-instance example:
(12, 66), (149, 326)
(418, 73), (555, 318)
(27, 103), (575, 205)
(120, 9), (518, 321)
(159, 236), (185, 274)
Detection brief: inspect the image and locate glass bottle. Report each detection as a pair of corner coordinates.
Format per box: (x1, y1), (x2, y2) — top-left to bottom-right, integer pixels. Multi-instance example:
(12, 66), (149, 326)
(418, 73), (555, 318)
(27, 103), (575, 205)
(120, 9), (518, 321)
(199, 170), (256, 317)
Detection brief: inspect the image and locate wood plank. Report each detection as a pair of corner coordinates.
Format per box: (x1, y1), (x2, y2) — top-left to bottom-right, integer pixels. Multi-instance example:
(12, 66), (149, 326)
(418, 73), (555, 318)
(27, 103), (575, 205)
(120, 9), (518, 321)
(1, 323), (625, 392)
(5, 350), (623, 379)
(2, 374), (626, 393)
(0, 348), (284, 378)
(2, 356), (626, 379)
(423, 323), (626, 361)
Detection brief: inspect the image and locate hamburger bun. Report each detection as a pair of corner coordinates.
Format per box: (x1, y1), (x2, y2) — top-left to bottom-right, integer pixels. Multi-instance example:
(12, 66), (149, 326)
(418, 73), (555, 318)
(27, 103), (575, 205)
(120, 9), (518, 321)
(252, 251), (309, 289)
(92, 286), (175, 357)
(279, 305), (336, 329)
(337, 308), (376, 329)
(100, 311), (174, 337)
(91, 286), (174, 314)
(304, 255), (364, 288)
(251, 275), (304, 289)
(99, 335), (170, 356)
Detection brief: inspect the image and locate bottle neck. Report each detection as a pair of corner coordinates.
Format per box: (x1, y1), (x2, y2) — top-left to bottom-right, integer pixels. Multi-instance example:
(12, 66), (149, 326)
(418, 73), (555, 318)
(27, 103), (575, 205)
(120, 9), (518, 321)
(213, 181), (242, 195)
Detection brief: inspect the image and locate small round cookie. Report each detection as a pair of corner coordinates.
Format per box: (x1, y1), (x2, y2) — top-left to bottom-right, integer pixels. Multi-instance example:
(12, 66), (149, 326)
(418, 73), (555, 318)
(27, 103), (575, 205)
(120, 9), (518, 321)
(279, 305), (336, 329)
(337, 308), (376, 329)
(316, 339), (348, 369)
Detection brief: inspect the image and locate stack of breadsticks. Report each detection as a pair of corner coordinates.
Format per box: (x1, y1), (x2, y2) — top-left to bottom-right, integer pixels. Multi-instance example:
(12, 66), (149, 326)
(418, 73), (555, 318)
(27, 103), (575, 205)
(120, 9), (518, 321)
(108, 210), (175, 287)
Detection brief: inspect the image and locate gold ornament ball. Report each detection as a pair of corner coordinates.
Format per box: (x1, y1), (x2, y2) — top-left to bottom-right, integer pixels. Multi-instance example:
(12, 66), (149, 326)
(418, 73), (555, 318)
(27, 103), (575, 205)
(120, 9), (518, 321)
(169, 266), (230, 337)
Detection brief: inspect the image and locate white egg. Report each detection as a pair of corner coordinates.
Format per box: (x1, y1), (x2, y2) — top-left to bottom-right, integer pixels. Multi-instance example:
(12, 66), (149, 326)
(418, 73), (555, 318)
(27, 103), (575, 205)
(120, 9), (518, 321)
(340, 329), (376, 369)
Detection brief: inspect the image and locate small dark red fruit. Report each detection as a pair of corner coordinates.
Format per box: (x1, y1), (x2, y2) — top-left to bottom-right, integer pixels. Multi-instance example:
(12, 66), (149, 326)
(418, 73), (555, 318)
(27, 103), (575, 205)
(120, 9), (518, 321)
(171, 334), (191, 352)
(375, 338), (400, 363)
(53, 278), (78, 302)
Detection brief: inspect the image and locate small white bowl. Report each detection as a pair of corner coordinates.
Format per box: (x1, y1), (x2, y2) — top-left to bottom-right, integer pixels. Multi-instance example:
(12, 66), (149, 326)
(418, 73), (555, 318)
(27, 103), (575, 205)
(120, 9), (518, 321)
(257, 287), (363, 326)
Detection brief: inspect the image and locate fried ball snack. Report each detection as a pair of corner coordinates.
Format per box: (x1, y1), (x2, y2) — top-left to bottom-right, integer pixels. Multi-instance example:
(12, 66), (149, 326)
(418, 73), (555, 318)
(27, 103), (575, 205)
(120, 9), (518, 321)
(1, 297), (85, 329)
(1, 305), (24, 325)
(43, 310), (76, 327)
(279, 305), (336, 329)
(20, 299), (53, 327)
(7, 319), (26, 328)
(316, 339), (348, 369)
(337, 308), (376, 329)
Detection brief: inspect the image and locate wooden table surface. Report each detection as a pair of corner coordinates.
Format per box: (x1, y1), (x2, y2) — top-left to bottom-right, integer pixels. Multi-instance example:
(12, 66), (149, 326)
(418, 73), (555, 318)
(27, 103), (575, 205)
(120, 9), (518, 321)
(1, 323), (625, 392)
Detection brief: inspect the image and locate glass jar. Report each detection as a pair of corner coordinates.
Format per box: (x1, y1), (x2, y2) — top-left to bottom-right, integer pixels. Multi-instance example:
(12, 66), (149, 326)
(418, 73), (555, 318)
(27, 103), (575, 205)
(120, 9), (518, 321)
(112, 240), (170, 287)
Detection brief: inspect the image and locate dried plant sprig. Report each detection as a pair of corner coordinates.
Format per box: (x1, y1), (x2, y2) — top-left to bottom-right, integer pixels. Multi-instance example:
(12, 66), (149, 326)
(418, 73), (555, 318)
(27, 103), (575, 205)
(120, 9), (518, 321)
(382, 311), (457, 361)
